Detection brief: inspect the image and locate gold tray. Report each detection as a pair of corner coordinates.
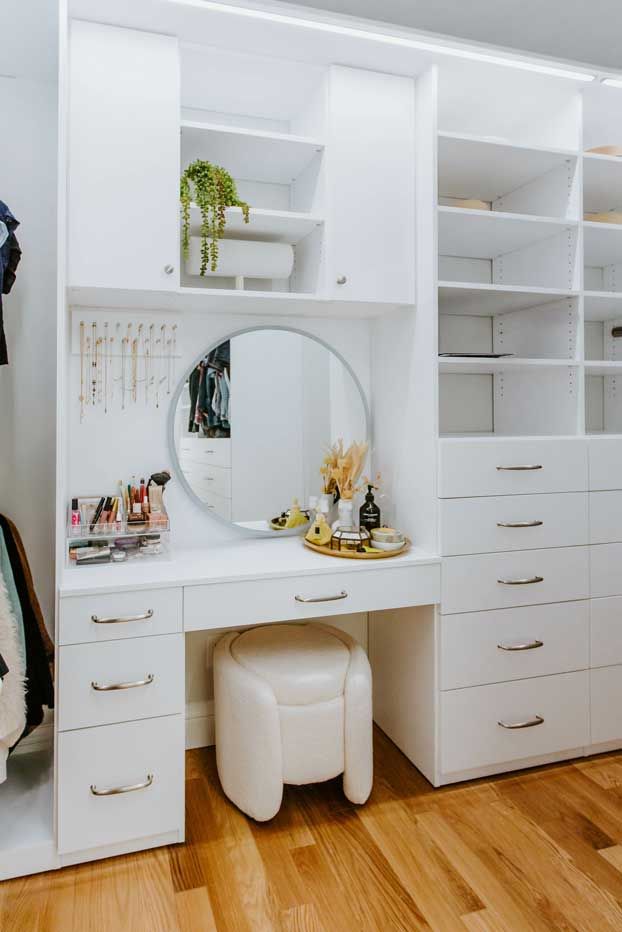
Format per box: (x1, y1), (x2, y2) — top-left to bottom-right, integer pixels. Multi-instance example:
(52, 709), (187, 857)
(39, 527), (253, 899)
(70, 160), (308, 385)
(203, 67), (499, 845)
(303, 537), (411, 559)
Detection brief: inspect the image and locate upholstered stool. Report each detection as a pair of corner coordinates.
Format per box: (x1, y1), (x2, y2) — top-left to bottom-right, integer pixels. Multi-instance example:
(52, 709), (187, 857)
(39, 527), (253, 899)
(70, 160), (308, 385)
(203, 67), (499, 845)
(213, 622), (373, 821)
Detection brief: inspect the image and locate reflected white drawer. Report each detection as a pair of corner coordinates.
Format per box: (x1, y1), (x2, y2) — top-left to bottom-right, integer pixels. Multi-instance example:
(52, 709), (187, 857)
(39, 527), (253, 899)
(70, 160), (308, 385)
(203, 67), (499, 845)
(591, 597), (622, 668)
(590, 492), (622, 544)
(588, 438), (622, 490)
(441, 547), (589, 614)
(179, 438), (231, 468)
(58, 715), (184, 854)
(184, 562), (440, 630)
(58, 634), (184, 731)
(439, 438), (587, 499)
(440, 493), (588, 556)
(440, 601), (589, 690)
(591, 665), (622, 745)
(591, 544), (622, 598)
(440, 671), (589, 776)
(200, 488), (232, 521)
(59, 587), (182, 646)
(181, 463), (231, 498)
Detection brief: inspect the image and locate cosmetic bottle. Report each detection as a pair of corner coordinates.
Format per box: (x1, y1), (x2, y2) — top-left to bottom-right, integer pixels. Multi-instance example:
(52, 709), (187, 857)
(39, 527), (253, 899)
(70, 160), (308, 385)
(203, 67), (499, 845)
(71, 498), (81, 526)
(359, 485), (381, 533)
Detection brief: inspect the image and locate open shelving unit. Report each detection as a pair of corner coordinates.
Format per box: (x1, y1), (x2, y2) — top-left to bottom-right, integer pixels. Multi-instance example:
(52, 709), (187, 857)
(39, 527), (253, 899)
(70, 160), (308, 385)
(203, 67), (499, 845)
(185, 204), (323, 245)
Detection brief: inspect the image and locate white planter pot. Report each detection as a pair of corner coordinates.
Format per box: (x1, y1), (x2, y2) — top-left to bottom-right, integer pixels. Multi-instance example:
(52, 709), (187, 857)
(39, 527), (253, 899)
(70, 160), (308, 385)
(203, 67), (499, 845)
(185, 236), (294, 279)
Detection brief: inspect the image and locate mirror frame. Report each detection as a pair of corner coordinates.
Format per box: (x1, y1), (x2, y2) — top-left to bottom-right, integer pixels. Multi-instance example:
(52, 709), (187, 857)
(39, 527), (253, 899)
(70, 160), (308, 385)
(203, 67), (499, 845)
(167, 325), (371, 537)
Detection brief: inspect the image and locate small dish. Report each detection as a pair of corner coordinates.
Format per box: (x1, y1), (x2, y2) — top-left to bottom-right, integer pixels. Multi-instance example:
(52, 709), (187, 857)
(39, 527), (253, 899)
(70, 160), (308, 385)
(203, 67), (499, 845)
(370, 539), (405, 552)
(371, 527), (405, 545)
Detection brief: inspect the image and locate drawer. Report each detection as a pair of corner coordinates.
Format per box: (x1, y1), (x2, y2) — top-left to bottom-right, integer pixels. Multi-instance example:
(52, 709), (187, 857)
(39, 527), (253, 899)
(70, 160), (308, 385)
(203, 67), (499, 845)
(440, 493), (588, 556)
(184, 562), (441, 630)
(199, 488), (232, 521)
(440, 601), (589, 690)
(58, 715), (184, 854)
(591, 544), (622, 598)
(441, 547), (589, 615)
(440, 671), (589, 776)
(439, 438), (587, 498)
(179, 438), (231, 468)
(58, 634), (184, 731)
(590, 491), (622, 544)
(588, 438), (622, 490)
(591, 597), (622, 668)
(181, 463), (231, 498)
(591, 665), (622, 745)
(59, 587), (182, 646)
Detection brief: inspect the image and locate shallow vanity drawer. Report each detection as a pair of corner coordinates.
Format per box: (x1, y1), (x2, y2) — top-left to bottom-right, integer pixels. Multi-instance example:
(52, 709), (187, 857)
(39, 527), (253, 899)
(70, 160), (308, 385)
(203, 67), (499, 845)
(181, 463), (231, 498)
(440, 493), (588, 556)
(588, 438), (622, 490)
(591, 597), (622, 668)
(199, 488), (232, 521)
(591, 665), (622, 745)
(440, 671), (589, 777)
(440, 601), (589, 690)
(58, 634), (184, 731)
(439, 438), (587, 498)
(59, 587), (182, 646)
(590, 492), (622, 544)
(591, 544), (622, 598)
(184, 563), (440, 630)
(441, 547), (589, 615)
(58, 715), (184, 854)
(179, 438), (231, 468)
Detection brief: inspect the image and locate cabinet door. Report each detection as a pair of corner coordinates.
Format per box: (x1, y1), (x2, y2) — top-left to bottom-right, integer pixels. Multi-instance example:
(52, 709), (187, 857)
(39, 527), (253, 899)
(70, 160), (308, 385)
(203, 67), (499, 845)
(68, 21), (179, 291)
(326, 66), (415, 304)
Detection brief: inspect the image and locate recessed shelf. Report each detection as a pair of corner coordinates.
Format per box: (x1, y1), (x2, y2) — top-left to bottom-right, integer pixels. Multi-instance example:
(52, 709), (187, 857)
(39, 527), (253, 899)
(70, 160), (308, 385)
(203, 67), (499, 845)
(438, 207), (577, 260)
(583, 152), (622, 213)
(0, 749), (55, 880)
(584, 222), (622, 268)
(584, 291), (622, 320)
(438, 282), (577, 316)
(585, 361), (622, 376)
(439, 356), (578, 375)
(438, 132), (577, 204)
(185, 204), (323, 244)
(180, 121), (324, 184)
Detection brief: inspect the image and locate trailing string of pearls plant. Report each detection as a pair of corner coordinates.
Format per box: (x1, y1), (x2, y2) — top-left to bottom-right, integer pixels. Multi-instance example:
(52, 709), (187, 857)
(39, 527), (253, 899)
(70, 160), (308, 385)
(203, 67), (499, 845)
(78, 319), (178, 421)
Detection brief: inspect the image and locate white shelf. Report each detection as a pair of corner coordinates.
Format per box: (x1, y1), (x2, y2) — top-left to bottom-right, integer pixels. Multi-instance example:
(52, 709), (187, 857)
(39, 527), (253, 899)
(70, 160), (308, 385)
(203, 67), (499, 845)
(439, 356), (578, 375)
(438, 132), (576, 203)
(584, 291), (622, 320)
(438, 282), (577, 316)
(180, 121), (324, 185)
(186, 204), (323, 244)
(585, 361), (622, 376)
(0, 749), (56, 881)
(583, 152), (622, 213)
(584, 221), (622, 268)
(438, 206), (576, 260)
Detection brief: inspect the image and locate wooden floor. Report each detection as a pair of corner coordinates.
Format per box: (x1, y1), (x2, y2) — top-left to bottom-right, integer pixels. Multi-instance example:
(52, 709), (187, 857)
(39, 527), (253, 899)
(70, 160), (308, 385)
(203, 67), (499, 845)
(4, 730), (622, 931)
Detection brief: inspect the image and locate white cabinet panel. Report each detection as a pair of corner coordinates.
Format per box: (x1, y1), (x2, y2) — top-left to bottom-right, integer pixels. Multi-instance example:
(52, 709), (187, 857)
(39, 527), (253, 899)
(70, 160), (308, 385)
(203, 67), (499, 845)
(59, 588), (182, 646)
(591, 597), (622, 667)
(68, 22), (179, 290)
(588, 438), (622, 490)
(591, 544), (622, 598)
(326, 66), (415, 304)
(439, 438), (588, 498)
(590, 491), (622, 544)
(440, 492), (588, 556)
(179, 438), (231, 468)
(441, 671), (589, 775)
(591, 665), (622, 745)
(440, 601), (589, 690)
(441, 547), (589, 615)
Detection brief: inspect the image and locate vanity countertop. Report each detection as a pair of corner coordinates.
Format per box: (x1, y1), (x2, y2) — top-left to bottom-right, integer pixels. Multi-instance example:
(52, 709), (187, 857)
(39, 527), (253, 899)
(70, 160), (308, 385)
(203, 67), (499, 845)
(59, 536), (440, 597)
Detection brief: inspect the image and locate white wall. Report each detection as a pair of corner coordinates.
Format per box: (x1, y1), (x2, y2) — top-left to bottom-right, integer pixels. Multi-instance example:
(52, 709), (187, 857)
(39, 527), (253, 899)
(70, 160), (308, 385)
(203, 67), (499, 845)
(0, 75), (57, 628)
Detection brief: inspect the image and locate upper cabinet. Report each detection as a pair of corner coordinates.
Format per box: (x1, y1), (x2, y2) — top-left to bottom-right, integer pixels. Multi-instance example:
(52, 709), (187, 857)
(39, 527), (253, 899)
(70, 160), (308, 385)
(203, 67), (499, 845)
(68, 22), (180, 291)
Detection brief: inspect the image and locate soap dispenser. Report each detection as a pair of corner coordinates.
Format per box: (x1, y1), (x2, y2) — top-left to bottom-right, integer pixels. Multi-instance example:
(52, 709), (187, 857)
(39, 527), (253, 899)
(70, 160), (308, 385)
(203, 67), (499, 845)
(359, 484), (381, 533)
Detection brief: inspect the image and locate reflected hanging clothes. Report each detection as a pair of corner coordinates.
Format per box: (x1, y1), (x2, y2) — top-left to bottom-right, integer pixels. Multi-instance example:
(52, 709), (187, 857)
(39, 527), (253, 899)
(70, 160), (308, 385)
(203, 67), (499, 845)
(0, 200), (22, 367)
(0, 555), (26, 784)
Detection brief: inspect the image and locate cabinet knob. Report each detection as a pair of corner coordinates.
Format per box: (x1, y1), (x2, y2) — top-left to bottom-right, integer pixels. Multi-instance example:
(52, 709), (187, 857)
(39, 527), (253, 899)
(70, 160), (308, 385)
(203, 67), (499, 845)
(336, 275), (347, 285)
(164, 264), (175, 275)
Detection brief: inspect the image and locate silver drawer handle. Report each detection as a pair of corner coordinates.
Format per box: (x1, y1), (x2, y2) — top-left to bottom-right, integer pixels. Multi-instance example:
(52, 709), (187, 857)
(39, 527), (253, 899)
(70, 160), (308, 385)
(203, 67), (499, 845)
(496, 464), (543, 471)
(498, 640), (544, 652)
(497, 520), (543, 528)
(498, 576), (543, 585)
(295, 590), (348, 604)
(90, 773), (154, 796)
(91, 609), (154, 625)
(91, 673), (155, 691)
(498, 715), (544, 730)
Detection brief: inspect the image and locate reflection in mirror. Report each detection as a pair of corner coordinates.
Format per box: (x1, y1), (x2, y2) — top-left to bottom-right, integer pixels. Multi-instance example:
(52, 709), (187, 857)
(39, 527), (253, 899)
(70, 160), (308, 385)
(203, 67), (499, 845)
(171, 329), (368, 533)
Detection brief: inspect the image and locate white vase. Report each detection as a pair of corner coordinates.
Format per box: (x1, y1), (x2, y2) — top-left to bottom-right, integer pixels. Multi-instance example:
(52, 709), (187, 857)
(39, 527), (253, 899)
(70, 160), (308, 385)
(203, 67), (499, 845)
(332, 497), (354, 531)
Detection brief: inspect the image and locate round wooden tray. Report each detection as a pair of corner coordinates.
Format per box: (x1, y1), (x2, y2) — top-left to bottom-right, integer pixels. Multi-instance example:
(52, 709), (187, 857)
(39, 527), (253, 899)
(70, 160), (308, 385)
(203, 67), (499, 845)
(303, 537), (411, 560)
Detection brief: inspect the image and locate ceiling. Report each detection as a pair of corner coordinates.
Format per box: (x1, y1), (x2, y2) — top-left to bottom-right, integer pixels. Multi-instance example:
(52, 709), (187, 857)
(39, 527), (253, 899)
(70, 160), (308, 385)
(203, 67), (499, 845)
(288, 0), (622, 71)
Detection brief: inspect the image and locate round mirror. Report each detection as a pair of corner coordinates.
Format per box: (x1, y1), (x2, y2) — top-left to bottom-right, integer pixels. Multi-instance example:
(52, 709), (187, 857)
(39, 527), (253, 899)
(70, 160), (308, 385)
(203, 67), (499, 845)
(169, 327), (369, 534)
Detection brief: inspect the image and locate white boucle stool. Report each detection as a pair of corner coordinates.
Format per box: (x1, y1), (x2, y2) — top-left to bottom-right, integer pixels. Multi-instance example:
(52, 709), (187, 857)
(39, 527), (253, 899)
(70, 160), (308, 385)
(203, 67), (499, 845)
(213, 622), (373, 821)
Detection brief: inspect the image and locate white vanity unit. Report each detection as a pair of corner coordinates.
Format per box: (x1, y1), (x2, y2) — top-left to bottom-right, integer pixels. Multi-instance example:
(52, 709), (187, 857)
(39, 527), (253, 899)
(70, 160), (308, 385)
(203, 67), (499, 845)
(4, 0), (622, 885)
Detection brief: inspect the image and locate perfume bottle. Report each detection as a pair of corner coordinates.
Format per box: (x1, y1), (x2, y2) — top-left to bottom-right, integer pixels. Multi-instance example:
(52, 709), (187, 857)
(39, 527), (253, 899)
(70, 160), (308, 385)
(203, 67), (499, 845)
(359, 485), (381, 532)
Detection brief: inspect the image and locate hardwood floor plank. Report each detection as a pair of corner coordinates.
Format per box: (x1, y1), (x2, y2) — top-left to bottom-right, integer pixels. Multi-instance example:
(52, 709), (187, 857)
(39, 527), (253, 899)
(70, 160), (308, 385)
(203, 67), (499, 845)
(280, 902), (323, 932)
(461, 908), (513, 931)
(175, 887), (218, 932)
(600, 845), (622, 872)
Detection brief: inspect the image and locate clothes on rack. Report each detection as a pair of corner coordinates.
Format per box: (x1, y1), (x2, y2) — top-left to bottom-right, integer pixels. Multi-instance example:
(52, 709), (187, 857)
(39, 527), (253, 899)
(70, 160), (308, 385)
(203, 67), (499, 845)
(0, 200), (22, 367)
(0, 563), (26, 784)
(187, 340), (231, 437)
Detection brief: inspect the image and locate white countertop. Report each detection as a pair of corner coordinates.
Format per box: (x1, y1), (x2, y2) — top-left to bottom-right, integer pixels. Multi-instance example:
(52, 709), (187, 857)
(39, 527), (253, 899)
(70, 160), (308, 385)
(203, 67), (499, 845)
(59, 536), (440, 597)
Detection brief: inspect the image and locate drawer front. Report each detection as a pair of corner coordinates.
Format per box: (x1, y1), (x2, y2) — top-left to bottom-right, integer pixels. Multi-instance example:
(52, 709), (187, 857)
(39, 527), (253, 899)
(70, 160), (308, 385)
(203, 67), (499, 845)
(440, 493), (588, 556)
(59, 587), (182, 646)
(591, 597), (622, 668)
(439, 438), (587, 498)
(199, 488), (232, 521)
(184, 563), (441, 630)
(58, 634), (184, 731)
(590, 491), (622, 544)
(441, 547), (589, 615)
(180, 438), (231, 468)
(181, 463), (231, 498)
(440, 601), (589, 690)
(591, 544), (622, 598)
(58, 715), (184, 854)
(591, 665), (622, 745)
(588, 438), (622, 490)
(440, 671), (589, 775)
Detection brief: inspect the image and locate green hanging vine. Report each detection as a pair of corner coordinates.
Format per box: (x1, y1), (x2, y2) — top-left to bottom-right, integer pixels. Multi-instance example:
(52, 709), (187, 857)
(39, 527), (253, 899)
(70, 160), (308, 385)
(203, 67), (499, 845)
(180, 160), (250, 274)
